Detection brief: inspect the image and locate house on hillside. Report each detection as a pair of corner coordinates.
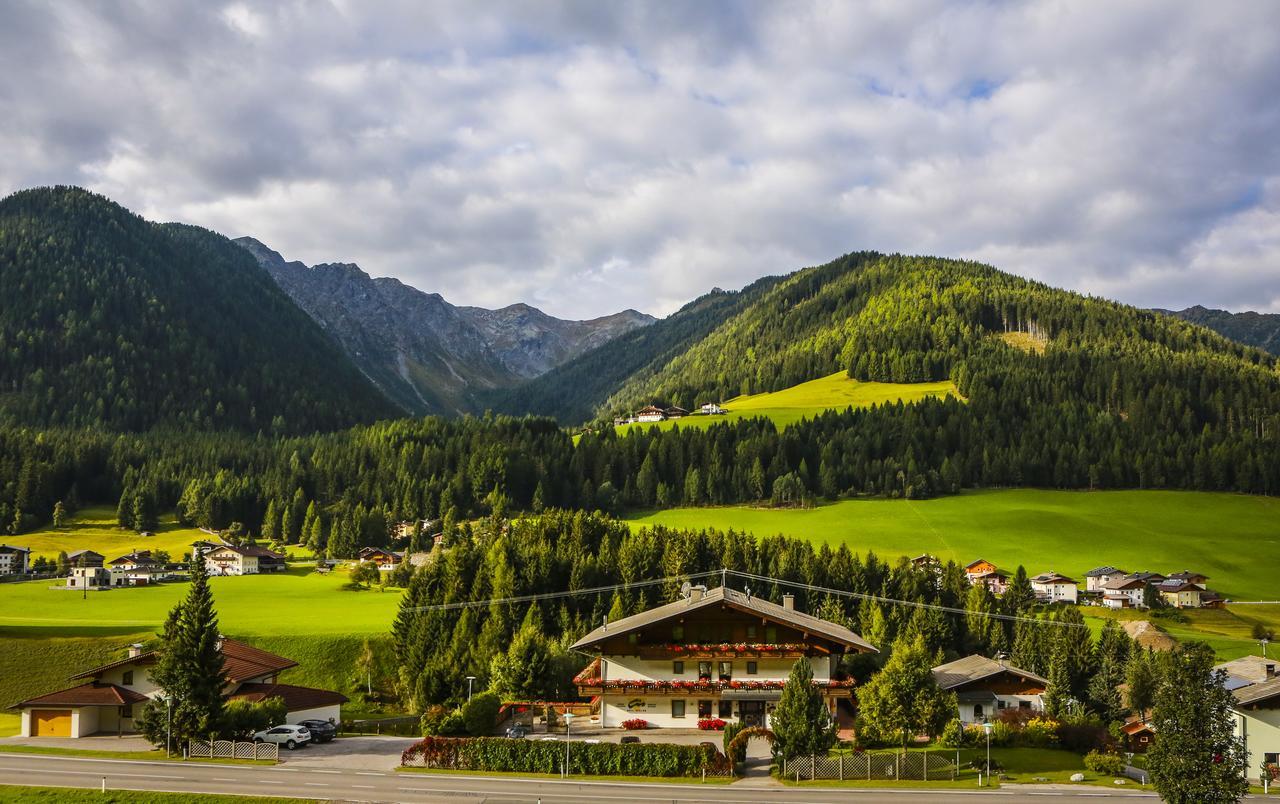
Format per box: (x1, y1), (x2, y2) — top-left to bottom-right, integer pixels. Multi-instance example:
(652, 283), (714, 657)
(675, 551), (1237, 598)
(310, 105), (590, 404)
(664, 406), (689, 419)
(204, 544), (286, 576)
(1083, 566), (1127, 592)
(1230, 676), (1280, 782)
(1155, 580), (1208, 609)
(1121, 717), (1156, 753)
(0, 545), (30, 575)
(1127, 571), (1167, 585)
(1030, 572), (1078, 604)
(965, 560), (1009, 594)
(358, 547), (403, 571)
(12, 638), (346, 738)
(1101, 576), (1147, 609)
(635, 405), (667, 423)
(571, 586), (876, 729)
(66, 550), (105, 569)
(66, 566), (112, 591)
(931, 655), (1048, 724)
(699, 402), (726, 415)
(1166, 570), (1209, 587)
(107, 550), (175, 585)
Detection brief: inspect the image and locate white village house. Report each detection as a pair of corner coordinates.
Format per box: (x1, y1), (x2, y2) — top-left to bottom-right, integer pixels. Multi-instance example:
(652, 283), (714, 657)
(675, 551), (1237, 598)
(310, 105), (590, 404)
(571, 586), (876, 730)
(0, 544), (30, 575)
(13, 639), (346, 738)
(1083, 566), (1127, 592)
(204, 544), (286, 576)
(1224, 658), (1280, 782)
(932, 655), (1048, 724)
(1030, 572), (1078, 604)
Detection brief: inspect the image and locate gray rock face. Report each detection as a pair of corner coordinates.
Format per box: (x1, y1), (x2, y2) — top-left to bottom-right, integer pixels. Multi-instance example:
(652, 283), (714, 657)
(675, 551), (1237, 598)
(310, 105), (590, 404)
(234, 237), (654, 415)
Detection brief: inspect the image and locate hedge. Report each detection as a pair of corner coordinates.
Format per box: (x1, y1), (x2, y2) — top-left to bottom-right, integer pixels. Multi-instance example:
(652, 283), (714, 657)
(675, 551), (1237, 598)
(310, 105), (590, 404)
(402, 736), (732, 777)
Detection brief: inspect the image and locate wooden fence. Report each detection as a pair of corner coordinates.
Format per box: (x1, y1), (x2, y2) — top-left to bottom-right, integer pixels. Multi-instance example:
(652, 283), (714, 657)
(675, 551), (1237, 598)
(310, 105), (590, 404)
(782, 751), (955, 781)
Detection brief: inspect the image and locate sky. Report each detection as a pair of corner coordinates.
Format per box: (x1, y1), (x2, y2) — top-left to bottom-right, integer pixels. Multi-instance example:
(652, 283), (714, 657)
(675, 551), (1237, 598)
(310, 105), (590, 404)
(2, 1), (1279, 319)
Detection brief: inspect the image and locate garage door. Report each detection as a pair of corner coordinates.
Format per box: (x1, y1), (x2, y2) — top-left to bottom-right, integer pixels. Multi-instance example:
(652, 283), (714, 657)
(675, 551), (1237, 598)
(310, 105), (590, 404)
(33, 709), (72, 737)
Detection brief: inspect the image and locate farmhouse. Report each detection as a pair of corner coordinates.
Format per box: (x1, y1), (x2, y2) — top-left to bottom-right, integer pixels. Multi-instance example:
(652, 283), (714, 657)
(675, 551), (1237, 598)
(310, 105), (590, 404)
(0, 544), (30, 575)
(570, 586), (876, 729)
(1030, 572), (1078, 604)
(107, 550), (174, 585)
(204, 544), (286, 576)
(358, 547), (403, 571)
(964, 560), (1009, 594)
(931, 654), (1048, 724)
(66, 565), (112, 590)
(66, 549), (105, 568)
(1101, 576), (1147, 609)
(664, 406), (689, 419)
(699, 402), (726, 415)
(1231, 676), (1280, 782)
(1083, 566), (1127, 592)
(1155, 580), (1207, 609)
(634, 405), (667, 423)
(12, 639), (347, 738)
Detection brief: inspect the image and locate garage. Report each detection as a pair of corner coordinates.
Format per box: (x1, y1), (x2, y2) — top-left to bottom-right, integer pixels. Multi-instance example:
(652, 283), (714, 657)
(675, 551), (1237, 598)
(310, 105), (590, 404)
(32, 710), (72, 737)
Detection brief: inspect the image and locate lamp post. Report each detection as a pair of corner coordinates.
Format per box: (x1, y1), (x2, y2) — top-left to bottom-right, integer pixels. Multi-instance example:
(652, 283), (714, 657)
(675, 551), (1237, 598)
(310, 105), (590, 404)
(165, 696), (173, 758)
(562, 712), (577, 778)
(465, 676), (476, 702)
(982, 721), (993, 787)
(1263, 638), (1270, 659)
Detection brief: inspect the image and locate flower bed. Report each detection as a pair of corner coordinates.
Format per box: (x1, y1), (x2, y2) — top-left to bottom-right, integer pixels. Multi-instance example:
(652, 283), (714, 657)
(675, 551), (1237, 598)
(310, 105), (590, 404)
(697, 718), (727, 731)
(401, 736), (731, 777)
(621, 718), (648, 730)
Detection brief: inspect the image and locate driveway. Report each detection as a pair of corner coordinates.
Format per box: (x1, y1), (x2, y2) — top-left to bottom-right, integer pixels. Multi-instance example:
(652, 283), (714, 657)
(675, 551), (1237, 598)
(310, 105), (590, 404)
(278, 734), (417, 770)
(0, 734), (153, 752)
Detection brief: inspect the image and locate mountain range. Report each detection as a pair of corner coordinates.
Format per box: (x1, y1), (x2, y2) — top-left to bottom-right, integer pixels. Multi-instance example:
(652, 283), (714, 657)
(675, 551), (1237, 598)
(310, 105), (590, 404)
(234, 237), (654, 415)
(1157, 305), (1280, 356)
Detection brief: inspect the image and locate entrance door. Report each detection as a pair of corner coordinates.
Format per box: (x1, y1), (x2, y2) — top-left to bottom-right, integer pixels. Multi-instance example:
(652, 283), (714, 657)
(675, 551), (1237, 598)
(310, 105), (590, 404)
(739, 700), (764, 727)
(32, 709), (72, 737)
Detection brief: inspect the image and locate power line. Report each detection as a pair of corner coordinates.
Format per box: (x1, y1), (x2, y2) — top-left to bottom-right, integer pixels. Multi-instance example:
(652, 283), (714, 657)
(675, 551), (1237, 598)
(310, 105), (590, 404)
(402, 569), (724, 613)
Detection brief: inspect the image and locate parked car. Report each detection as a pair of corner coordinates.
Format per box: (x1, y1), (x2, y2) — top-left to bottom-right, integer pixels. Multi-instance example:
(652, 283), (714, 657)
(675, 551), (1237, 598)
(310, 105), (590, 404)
(297, 719), (337, 743)
(252, 724), (311, 750)
(505, 724), (530, 739)
(620, 735), (640, 744)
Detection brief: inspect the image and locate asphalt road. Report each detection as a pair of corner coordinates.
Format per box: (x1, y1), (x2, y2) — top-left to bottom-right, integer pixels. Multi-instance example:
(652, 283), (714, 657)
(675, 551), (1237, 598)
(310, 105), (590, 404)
(0, 753), (1167, 802)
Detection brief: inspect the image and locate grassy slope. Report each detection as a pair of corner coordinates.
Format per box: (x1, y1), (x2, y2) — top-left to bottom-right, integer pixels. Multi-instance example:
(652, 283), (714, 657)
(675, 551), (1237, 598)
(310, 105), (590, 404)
(614, 373), (958, 433)
(11, 506), (316, 566)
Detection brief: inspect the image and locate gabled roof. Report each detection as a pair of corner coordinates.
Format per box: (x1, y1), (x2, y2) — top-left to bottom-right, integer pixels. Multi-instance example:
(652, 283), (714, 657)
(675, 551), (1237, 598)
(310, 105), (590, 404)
(1155, 580), (1202, 593)
(231, 682), (348, 711)
(1121, 718), (1155, 736)
(207, 544), (284, 559)
(109, 550), (158, 566)
(1126, 571), (1166, 583)
(0, 544), (31, 554)
(1085, 566), (1125, 577)
(67, 549), (105, 559)
(1233, 676), (1280, 708)
(964, 558), (994, 570)
(71, 638), (296, 683)
(1031, 572), (1076, 585)
(1215, 655), (1278, 685)
(931, 654), (1048, 690)
(570, 586), (877, 654)
(1103, 577), (1146, 591)
(635, 405), (665, 415)
(16, 682), (149, 708)
(1167, 570), (1208, 581)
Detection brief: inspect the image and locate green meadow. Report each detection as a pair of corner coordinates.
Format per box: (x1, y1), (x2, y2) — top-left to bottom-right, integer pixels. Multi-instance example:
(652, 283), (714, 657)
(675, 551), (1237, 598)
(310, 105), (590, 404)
(613, 372), (959, 433)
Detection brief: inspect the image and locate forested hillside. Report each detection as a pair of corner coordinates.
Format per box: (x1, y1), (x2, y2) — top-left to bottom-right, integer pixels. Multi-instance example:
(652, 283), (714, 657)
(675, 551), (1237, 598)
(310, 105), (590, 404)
(1159, 305), (1280, 355)
(0, 187), (397, 433)
(484, 278), (781, 422)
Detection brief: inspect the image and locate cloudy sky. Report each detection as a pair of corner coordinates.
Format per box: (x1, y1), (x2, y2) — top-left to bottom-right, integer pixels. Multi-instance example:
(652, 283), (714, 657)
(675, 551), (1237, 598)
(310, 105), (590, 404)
(3, 1), (1279, 318)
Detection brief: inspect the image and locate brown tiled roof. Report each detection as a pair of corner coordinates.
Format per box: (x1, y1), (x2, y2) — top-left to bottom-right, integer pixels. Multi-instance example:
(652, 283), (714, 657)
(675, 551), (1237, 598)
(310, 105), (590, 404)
(72, 638), (296, 683)
(17, 682), (149, 708)
(931, 654), (1048, 690)
(231, 682), (348, 711)
(1121, 718), (1154, 736)
(570, 586), (877, 654)
(70, 651), (158, 680)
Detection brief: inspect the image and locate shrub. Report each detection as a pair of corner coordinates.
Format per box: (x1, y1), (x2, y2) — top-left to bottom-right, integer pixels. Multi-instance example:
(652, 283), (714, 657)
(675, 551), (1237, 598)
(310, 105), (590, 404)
(221, 697), (287, 739)
(438, 710), (467, 736)
(462, 691), (502, 737)
(621, 718), (648, 730)
(722, 721), (746, 759)
(940, 719), (969, 748)
(1019, 717), (1060, 748)
(401, 736), (728, 777)
(698, 717), (727, 731)
(1084, 750), (1127, 776)
(1057, 714), (1115, 753)
(962, 721), (1012, 747)
(420, 705), (448, 736)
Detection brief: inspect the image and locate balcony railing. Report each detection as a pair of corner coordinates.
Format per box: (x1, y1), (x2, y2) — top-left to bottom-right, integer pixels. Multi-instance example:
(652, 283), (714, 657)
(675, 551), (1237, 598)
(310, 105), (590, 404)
(636, 642), (810, 659)
(574, 676), (855, 696)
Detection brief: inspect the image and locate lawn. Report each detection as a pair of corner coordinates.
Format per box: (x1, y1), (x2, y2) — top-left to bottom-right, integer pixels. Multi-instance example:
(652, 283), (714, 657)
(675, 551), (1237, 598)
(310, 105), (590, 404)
(10, 506), (312, 566)
(613, 372), (959, 433)
(0, 787), (308, 803)
(625, 489), (1280, 601)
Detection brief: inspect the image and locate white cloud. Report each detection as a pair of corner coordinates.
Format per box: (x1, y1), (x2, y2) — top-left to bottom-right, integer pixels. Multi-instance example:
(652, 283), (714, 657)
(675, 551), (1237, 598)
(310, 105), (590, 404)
(1, 0), (1278, 319)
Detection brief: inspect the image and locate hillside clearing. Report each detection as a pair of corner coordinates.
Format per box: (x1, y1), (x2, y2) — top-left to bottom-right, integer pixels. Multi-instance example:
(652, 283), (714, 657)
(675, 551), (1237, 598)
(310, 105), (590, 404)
(613, 372), (959, 432)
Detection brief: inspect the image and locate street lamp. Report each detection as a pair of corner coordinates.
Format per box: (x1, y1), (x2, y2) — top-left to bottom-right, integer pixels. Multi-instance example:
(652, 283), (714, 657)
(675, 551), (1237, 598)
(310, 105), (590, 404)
(562, 712), (577, 778)
(465, 676), (476, 702)
(1262, 638), (1270, 659)
(165, 696), (174, 758)
(982, 721), (993, 787)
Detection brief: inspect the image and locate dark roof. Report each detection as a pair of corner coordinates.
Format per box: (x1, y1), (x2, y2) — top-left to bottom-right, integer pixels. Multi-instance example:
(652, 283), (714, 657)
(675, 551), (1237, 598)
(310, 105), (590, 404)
(1155, 580), (1202, 593)
(1103, 577), (1146, 591)
(207, 544), (284, 559)
(1127, 571), (1166, 582)
(931, 655), (1048, 690)
(72, 638), (296, 683)
(17, 682), (149, 708)
(231, 682), (348, 711)
(1084, 566), (1125, 577)
(1233, 676), (1280, 708)
(1031, 572), (1076, 584)
(109, 550), (158, 565)
(0, 544), (31, 554)
(71, 651), (159, 679)
(67, 549), (105, 559)
(1216, 655), (1279, 685)
(570, 586), (877, 654)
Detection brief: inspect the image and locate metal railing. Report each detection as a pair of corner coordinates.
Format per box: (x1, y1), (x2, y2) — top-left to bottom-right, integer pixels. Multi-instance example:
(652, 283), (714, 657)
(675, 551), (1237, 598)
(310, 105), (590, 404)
(782, 751), (955, 781)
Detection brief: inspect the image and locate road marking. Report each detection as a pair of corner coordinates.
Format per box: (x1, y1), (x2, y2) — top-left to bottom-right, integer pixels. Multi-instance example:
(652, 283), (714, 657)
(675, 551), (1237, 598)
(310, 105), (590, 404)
(212, 777), (237, 782)
(312, 769), (342, 774)
(356, 771), (387, 776)
(303, 782), (330, 787)
(0, 767), (186, 781)
(352, 784), (375, 789)
(259, 780), (284, 785)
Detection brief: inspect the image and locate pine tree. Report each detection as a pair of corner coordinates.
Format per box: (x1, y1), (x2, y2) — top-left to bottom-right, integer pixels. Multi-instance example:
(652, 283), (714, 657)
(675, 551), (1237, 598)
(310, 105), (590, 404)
(855, 635), (956, 751)
(771, 658), (836, 760)
(52, 500), (66, 528)
(1042, 641), (1073, 718)
(261, 499), (279, 544)
(1147, 644), (1249, 804)
(1003, 566), (1034, 612)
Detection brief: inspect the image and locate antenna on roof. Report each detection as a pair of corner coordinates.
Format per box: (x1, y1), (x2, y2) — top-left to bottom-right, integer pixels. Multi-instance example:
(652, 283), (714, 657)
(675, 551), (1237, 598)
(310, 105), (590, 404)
(602, 614), (608, 632)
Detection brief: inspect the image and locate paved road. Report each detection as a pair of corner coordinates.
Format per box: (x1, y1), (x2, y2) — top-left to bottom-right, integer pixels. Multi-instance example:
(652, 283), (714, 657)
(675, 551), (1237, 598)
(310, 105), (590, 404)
(0, 753), (1167, 802)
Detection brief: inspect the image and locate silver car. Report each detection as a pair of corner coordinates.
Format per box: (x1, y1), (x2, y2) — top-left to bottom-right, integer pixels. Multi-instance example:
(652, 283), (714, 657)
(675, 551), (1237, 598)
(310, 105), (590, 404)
(252, 724), (311, 750)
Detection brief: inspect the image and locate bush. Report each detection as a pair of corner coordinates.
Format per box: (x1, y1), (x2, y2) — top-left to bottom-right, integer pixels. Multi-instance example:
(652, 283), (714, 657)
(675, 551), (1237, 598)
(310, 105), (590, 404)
(420, 705), (448, 736)
(698, 717), (727, 731)
(221, 698), (287, 739)
(722, 721), (746, 759)
(401, 736), (729, 777)
(462, 691), (502, 737)
(1019, 717), (1060, 748)
(962, 721), (1012, 747)
(621, 718), (648, 730)
(1056, 714), (1115, 753)
(1084, 750), (1127, 776)
(940, 719), (969, 748)
(438, 710), (467, 736)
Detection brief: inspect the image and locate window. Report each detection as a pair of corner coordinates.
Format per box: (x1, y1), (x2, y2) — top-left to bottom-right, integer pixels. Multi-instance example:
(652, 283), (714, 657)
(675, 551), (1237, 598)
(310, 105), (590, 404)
(673, 661), (684, 675)
(698, 662), (712, 680)
(628, 633), (638, 645)
(746, 661), (758, 675)
(672, 625), (684, 641)
(671, 700), (686, 718)
(1018, 701), (1032, 710)
(698, 700), (712, 718)
(718, 661), (732, 682)
(1266, 752), (1280, 765)
(746, 625), (757, 640)
(765, 626), (777, 643)
(997, 700), (1006, 710)
(718, 700), (733, 718)
(119, 705), (132, 718)
(973, 704), (984, 719)
(122, 671), (133, 686)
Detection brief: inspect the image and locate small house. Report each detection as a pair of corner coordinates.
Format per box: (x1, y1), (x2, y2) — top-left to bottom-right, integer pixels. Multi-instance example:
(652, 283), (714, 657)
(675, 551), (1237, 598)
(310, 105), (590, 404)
(699, 402), (726, 415)
(66, 550), (105, 569)
(965, 560), (1009, 595)
(1166, 570), (1209, 588)
(1122, 718), (1156, 753)
(1156, 580), (1206, 609)
(634, 405), (666, 423)
(66, 566), (112, 591)
(1083, 566), (1127, 592)
(358, 547), (403, 571)
(931, 655), (1048, 724)
(1102, 576), (1147, 609)
(204, 544), (286, 576)
(1030, 572), (1078, 604)
(664, 406), (689, 419)
(0, 545), (31, 575)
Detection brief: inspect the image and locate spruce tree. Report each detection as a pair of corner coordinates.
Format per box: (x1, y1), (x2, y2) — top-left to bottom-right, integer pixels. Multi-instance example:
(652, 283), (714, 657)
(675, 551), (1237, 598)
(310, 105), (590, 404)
(1147, 643), (1248, 804)
(52, 500), (66, 528)
(855, 635), (955, 751)
(771, 658), (835, 760)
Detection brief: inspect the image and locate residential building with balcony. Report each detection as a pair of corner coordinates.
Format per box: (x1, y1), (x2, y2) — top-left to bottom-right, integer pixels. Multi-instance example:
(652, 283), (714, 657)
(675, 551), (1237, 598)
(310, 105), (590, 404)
(570, 585), (876, 729)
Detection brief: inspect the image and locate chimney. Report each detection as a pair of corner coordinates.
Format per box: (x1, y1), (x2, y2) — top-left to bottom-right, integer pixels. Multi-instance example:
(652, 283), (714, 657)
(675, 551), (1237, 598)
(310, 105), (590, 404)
(689, 585), (705, 603)
(1267, 663), (1276, 679)
(782, 594), (795, 611)
(127, 643), (143, 658)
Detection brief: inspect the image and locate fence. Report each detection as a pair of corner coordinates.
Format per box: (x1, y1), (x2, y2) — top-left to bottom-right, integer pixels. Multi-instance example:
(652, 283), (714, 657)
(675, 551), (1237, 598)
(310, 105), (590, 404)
(188, 739), (278, 761)
(342, 716), (421, 736)
(782, 751), (956, 781)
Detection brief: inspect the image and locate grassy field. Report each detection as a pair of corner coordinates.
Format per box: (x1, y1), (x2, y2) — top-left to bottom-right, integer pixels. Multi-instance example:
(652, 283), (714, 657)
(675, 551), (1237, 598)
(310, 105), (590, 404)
(9, 506), (314, 566)
(0, 788), (309, 803)
(613, 372), (959, 433)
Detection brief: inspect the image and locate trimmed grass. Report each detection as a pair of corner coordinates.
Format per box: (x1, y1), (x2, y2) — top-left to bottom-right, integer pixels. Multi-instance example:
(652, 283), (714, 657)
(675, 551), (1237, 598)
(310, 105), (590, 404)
(0, 788), (308, 803)
(0, 713), (19, 738)
(398, 766), (734, 784)
(781, 747), (1122, 789)
(15, 507), (219, 566)
(613, 373), (959, 433)
(0, 745), (273, 765)
(625, 489), (1280, 601)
